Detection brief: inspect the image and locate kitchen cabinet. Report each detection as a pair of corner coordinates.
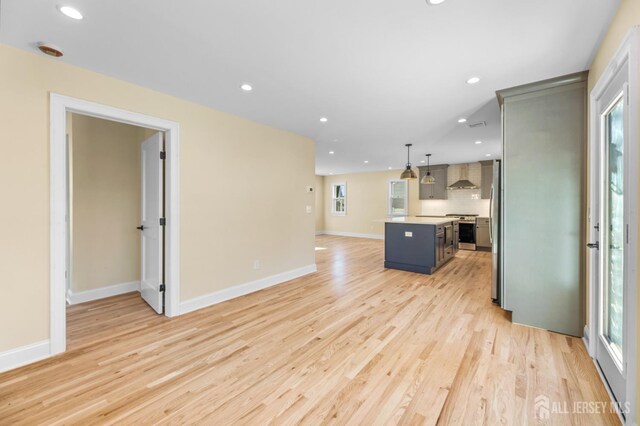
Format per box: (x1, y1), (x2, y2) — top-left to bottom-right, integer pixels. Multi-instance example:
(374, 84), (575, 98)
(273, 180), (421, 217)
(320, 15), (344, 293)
(476, 217), (490, 248)
(453, 221), (459, 253)
(418, 164), (448, 200)
(384, 218), (458, 274)
(480, 161), (493, 199)
(496, 71), (586, 337)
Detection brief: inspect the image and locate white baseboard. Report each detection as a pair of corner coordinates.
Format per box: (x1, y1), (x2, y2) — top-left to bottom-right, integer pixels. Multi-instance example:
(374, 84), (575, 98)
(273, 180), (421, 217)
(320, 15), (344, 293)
(582, 325), (591, 355)
(0, 340), (50, 373)
(66, 281), (141, 305)
(320, 230), (384, 240)
(315, 230), (325, 236)
(180, 264), (317, 315)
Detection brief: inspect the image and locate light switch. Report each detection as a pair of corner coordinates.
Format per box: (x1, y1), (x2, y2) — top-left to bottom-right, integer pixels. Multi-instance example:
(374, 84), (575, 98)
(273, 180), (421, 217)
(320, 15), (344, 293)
(306, 205), (312, 213)
(405, 231), (413, 237)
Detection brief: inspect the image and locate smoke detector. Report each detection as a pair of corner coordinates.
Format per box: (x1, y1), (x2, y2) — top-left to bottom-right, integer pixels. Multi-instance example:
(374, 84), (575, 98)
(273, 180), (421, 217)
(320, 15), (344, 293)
(37, 43), (64, 57)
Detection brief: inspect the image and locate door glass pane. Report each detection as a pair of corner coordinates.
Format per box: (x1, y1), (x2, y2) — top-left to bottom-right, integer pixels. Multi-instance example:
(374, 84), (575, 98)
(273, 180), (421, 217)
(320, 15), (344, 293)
(604, 97), (624, 364)
(390, 181), (406, 215)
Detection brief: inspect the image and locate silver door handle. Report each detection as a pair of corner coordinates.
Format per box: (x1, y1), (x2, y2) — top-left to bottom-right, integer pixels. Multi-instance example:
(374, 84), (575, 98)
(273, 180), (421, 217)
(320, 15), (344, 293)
(587, 242), (599, 250)
(489, 185), (494, 243)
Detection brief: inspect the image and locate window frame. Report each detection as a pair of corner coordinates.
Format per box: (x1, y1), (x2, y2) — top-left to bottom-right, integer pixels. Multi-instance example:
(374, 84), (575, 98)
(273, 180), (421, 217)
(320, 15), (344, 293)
(331, 182), (347, 216)
(388, 179), (409, 216)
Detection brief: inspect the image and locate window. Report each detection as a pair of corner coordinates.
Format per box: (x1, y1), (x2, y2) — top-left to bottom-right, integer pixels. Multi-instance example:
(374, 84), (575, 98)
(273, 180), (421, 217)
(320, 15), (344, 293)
(332, 183), (346, 215)
(388, 180), (408, 216)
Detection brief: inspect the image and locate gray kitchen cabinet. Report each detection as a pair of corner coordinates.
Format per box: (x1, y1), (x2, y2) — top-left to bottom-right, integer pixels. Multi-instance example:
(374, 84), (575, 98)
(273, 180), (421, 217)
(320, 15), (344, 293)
(475, 217), (490, 248)
(418, 164), (448, 200)
(496, 71), (587, 337)
(480, 160), (493, 199)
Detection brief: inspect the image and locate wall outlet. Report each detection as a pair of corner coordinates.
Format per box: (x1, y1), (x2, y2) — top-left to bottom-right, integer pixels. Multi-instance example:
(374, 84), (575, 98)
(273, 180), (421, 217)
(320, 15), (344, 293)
(306, 205), (312, 213)
(253, 260), (260, 270)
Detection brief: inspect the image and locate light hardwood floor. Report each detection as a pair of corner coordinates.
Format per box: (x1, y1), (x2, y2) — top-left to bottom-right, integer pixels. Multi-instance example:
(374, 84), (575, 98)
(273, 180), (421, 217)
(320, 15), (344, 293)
(0, 236), (620, 425)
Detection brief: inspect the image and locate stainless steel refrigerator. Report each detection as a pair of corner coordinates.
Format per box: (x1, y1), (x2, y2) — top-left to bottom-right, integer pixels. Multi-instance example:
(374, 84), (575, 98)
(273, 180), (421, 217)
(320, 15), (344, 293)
(490, 159), (501, 304)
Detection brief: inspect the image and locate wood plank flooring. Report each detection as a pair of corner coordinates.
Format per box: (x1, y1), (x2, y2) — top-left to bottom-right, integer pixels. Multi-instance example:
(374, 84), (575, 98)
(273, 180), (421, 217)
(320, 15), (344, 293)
(0, 235), (620, 425)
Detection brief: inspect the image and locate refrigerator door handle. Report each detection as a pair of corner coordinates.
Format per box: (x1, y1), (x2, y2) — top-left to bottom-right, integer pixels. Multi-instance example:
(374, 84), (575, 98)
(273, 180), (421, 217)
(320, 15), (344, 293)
(489, 184), (494, 243)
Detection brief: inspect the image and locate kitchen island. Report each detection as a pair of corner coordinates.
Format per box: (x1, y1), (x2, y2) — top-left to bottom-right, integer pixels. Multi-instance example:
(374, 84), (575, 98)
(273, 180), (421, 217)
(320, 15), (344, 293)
(384, 217), (459, 274)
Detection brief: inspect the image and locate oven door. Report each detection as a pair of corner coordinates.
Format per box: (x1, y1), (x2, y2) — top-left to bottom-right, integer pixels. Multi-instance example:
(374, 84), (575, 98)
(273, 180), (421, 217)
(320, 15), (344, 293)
(458, 222), (476, 250)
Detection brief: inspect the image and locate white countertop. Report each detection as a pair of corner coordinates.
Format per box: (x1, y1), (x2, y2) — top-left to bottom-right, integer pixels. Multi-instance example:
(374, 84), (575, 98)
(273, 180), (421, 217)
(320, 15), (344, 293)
(384, 216), (458, 225)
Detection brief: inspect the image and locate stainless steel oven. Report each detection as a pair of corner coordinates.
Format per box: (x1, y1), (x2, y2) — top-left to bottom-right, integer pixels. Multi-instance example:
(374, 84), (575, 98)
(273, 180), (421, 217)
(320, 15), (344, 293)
(446, 214), (477, 251)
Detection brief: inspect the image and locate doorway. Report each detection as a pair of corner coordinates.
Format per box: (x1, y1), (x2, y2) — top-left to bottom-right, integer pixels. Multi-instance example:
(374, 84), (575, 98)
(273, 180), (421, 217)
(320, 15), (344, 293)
(50, 94), (181, 356)
(587, 28), (638, 421)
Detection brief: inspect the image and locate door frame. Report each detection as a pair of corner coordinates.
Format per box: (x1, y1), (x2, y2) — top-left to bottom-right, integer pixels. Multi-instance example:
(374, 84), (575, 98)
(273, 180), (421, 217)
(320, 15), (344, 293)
(50, 93), (181, 356)
(587, 27), (638, 422)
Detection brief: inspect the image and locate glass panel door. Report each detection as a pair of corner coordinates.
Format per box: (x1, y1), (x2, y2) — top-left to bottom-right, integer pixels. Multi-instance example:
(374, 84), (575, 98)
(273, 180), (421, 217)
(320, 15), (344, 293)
(604, 97), (624, 366)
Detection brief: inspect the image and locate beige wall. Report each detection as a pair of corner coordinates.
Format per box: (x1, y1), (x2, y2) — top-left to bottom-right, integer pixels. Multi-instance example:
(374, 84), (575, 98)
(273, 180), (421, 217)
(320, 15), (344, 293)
(322, 170), (420, 236)
(315, 175), (325, 232)
(71, 114), (150, 293)
(0, 43), (315, 353)
(586, 0), (640, 413)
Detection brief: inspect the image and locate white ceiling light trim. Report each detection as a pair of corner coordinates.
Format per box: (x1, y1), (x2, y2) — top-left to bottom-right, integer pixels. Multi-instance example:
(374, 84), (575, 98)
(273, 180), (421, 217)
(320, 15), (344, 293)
(466, 76), (481, 84)
(320, 117), (328, 122)
(426, 0), (447, 5)
(457, 118), (467, 123)
(240, 83), (253, 91)
(58, 6), (83, 20)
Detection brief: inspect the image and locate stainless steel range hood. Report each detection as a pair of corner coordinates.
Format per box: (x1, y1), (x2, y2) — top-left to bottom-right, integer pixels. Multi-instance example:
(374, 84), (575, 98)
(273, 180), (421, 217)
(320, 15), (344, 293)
(447, 164), (478, 190)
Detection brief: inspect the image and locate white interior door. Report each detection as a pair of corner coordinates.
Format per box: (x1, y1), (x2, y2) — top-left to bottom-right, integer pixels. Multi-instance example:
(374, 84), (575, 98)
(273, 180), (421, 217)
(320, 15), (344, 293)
(140, 132), (164, 314)
(592, 64), (629, 405)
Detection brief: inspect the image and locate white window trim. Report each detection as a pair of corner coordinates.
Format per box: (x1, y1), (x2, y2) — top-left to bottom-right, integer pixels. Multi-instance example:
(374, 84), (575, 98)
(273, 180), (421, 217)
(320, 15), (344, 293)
(331, 182), (347, 216)
(388, 179), (409, 216)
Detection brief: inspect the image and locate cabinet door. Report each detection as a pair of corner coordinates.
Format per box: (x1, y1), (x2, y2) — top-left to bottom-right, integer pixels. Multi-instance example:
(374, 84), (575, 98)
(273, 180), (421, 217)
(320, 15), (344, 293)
(480, 161), (493, 199)
(432, 168), (448, 199)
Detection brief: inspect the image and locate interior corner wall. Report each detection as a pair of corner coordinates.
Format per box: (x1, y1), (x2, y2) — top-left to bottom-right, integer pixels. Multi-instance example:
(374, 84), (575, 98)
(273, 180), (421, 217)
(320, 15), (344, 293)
(0, 43), (316, 354)
(586, 0), (640, 414)
(315, 175), (325, 233)
(70, 114), (148, 294)
(322, 169), (420, 237)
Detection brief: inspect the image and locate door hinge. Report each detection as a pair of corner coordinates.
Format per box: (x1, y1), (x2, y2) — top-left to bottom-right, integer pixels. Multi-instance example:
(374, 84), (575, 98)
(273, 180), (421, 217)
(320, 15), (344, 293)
(159, 284), (166, 292)
(160, 151), (166, 160)
(160, 217), (166, 226)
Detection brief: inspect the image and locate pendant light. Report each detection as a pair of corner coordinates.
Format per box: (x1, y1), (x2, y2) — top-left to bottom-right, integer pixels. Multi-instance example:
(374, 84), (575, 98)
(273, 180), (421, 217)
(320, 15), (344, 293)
(400, 144), (417, 180)
(421, 154), (436, 184)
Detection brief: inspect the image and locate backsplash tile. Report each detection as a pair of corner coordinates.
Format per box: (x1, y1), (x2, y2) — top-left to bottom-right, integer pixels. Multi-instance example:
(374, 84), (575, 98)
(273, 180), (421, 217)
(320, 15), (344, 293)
(419, 162), (490, 217)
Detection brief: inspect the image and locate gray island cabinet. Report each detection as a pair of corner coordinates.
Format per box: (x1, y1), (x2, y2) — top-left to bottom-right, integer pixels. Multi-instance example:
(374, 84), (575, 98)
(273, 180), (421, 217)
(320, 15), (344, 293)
(384, 217), (459, 274)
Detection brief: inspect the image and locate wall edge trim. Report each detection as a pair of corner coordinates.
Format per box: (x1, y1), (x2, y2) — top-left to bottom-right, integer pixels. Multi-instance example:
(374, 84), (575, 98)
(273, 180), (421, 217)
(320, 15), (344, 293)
(66, 281), (141, 305)
(179, 264), (317, 315)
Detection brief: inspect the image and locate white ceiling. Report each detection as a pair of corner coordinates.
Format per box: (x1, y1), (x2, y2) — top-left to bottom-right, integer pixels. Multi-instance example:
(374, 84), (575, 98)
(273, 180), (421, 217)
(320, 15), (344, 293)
(0, 0), (618, 175)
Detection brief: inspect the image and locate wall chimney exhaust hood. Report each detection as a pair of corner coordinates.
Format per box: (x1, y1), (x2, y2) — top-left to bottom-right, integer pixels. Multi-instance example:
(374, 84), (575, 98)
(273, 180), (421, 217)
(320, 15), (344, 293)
(447, 164), (478, 190)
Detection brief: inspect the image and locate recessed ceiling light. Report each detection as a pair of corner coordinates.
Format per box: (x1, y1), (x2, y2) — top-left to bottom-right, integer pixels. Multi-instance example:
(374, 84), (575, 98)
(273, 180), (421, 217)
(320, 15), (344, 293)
(364, 160), (369, 164)
(485, 154), (491, 157)
(466, 77), (481, 85)
(59, 6), (83, 20)
(240, 83), (252, 91)
(388, 167), (393, 170)
(475, 140), (482, 145)
(329, 151), (335, 155)
(320, 117), (328, 122)
(420, 160), (426, 163)
(329, 172), (334, 175)
(426, 0), (446, 4)
(458, 118), (467, 123)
